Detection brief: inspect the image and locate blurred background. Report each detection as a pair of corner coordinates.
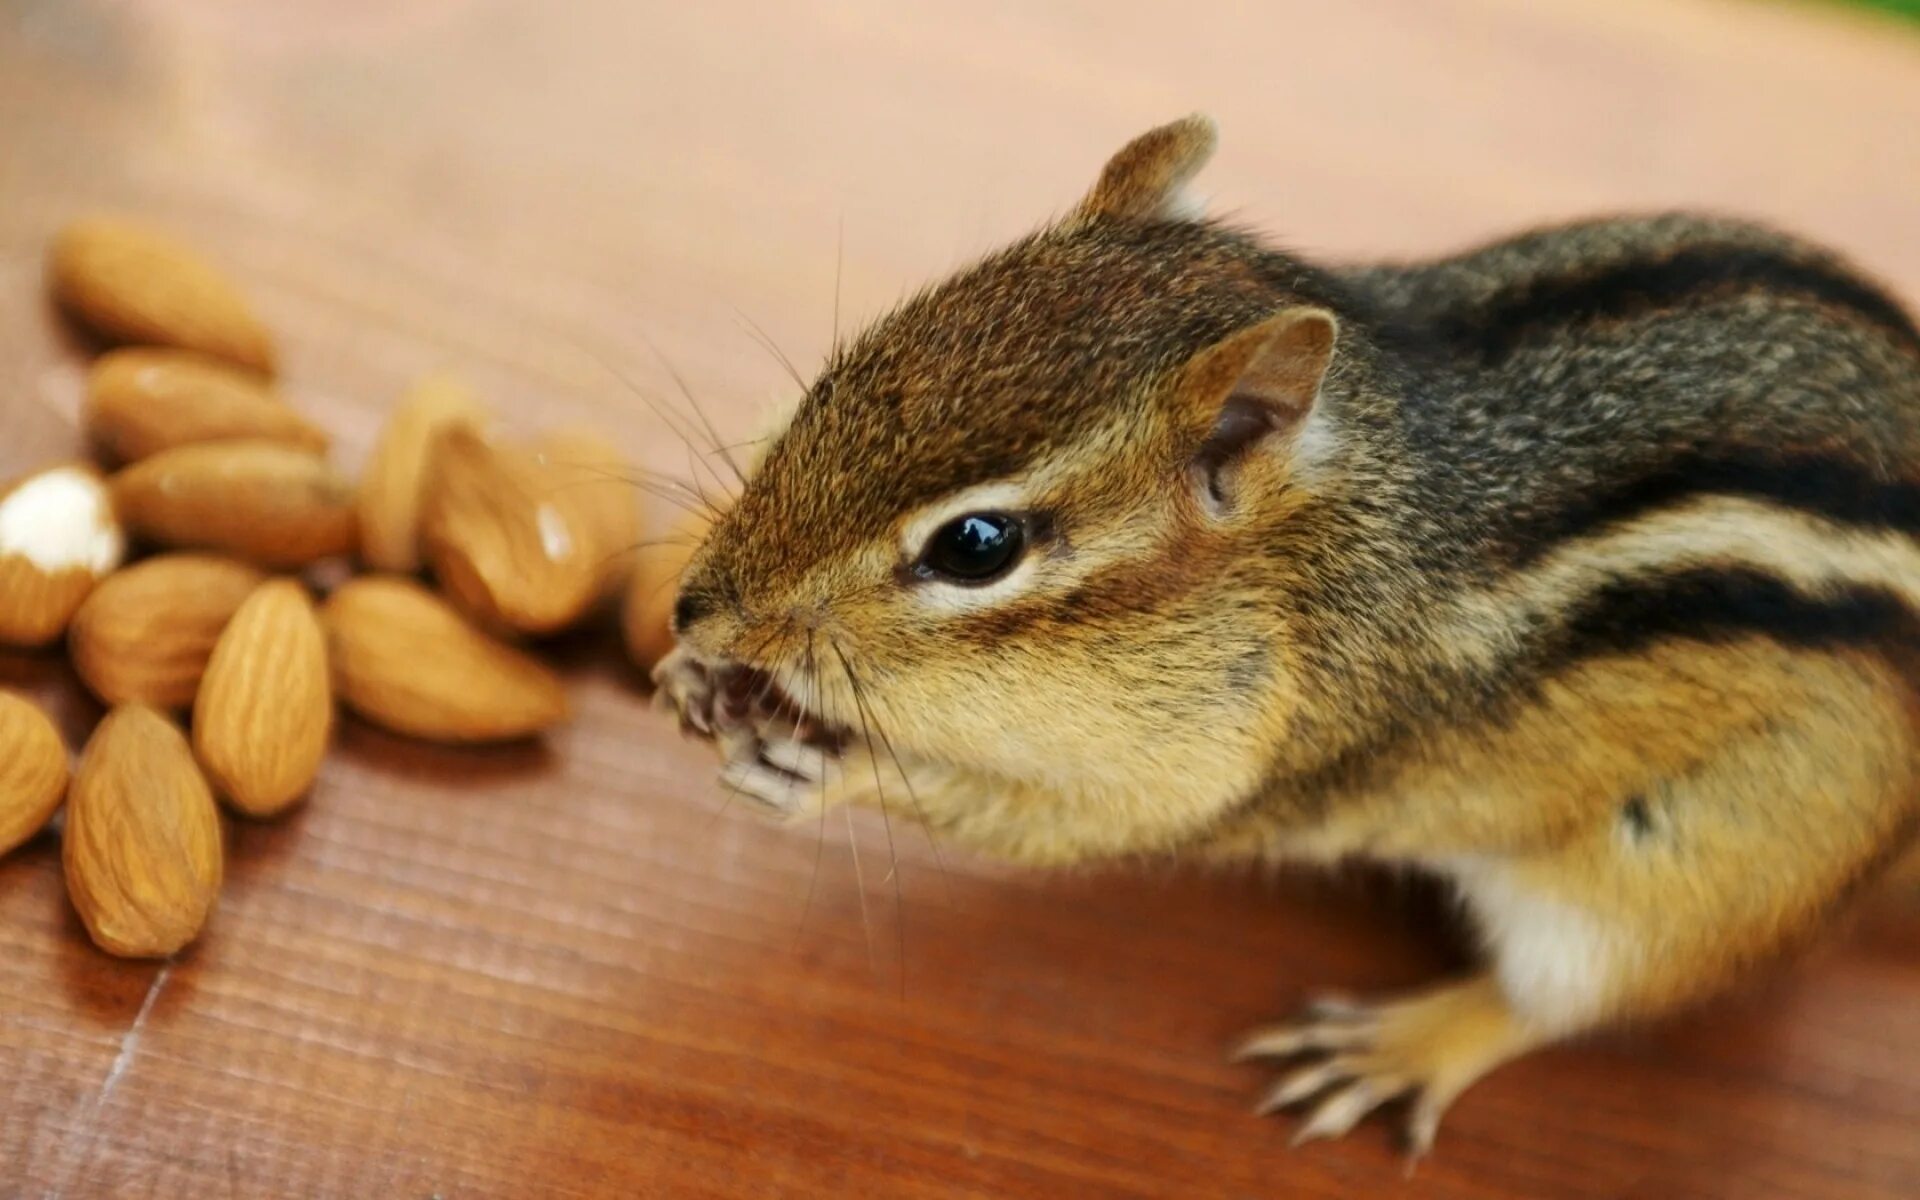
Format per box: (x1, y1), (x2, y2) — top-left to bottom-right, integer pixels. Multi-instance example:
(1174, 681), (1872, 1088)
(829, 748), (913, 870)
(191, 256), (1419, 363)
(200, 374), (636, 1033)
(6, 0), (1919, 472)
(3, 2), (1919, 1197)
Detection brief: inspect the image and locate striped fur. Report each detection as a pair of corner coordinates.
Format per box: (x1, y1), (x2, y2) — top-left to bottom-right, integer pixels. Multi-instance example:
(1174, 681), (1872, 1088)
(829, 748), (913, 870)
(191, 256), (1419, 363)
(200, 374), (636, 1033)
(664, 118), (1920, 1151)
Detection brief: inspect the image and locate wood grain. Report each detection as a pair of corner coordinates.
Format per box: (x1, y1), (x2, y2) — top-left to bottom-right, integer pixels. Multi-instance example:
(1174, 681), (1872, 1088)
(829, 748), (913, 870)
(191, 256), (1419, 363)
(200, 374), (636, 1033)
(4, 1), (1920, 1196)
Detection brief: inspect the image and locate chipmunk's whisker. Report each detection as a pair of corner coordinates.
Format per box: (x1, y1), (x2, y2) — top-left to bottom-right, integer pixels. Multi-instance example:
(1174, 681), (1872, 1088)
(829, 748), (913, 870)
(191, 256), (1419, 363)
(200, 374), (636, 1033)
(730, 304), (811, 396)
(850, 659), (955, 910)
(639, 334), (747, 488)
(545, 462), (713, 521)
(793, 627), (832, 955)
(681, 443), (723, 522)
(832, 637), (906, 999)
(820, 635), (878, 979)
(831, 215), (845, 360)
(569, 336), (734, 514)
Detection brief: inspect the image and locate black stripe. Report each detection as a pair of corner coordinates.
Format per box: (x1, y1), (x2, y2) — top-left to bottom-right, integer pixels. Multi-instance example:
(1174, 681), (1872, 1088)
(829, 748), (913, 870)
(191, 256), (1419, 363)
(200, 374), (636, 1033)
(1436, 246), (1920, 362)
(1507, 452), (1920, 564)
(1546, 567), (1912, 665)
(1217, 566), (1917, 839)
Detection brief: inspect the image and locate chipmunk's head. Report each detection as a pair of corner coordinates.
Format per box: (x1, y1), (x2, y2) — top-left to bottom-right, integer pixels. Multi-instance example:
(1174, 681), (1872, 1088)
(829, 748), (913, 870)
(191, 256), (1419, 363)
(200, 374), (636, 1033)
(669, 116), (1369, 861)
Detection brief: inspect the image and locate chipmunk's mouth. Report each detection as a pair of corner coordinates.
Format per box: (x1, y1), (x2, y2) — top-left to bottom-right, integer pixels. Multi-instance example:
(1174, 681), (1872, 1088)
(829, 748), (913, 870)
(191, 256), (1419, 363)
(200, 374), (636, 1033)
(669, 657), (851, 755)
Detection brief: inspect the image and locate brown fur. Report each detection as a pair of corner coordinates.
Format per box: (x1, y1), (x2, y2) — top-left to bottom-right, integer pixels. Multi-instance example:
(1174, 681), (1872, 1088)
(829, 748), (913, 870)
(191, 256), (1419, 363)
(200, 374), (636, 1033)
(659, 116), (1920, 1154)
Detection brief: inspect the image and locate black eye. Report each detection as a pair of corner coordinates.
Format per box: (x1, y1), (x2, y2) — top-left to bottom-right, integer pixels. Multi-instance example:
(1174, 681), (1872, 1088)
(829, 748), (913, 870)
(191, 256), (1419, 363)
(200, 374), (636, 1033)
(917, 513), (1025, 584)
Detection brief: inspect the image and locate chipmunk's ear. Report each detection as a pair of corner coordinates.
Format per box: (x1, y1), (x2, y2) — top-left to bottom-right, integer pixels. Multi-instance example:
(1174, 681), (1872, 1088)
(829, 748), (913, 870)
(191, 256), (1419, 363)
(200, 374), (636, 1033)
(1074, 114), (1218, 222)
(1176, 307), (1338, 515)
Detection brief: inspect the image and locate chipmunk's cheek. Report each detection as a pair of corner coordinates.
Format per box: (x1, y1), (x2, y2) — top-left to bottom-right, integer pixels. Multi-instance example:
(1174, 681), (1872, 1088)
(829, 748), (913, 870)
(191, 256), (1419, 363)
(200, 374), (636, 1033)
(1224, 647), (1272, 697)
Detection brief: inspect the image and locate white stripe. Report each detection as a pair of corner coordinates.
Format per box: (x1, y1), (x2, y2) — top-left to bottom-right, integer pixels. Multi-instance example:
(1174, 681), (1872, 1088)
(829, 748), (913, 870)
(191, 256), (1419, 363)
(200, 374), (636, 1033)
(1443, 495), (1920, 668)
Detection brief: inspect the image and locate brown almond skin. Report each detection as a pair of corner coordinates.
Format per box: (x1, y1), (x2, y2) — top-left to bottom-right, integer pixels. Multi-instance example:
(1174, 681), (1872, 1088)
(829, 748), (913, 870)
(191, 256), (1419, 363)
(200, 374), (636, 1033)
(0, 691), (69, 857)
(420, 427), (603, 635)
(193, 580), (331, 817)
(356, 373), (489, 573)
(622, 509), (713, 673)
(69, 554), (265, 708)
(50, 217), (275, 375)
(0, 555), (100, 649)
(111, 440), (358, 568)
(86, 348), (327, 464)
(64, 705), (223, 958)
(322, 576), (569, 743)
(0, 464), (125, 648)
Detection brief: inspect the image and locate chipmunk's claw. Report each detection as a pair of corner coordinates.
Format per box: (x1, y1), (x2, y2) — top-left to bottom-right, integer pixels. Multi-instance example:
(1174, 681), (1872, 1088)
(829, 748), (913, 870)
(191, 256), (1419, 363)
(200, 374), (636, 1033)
(1236, 977), (1532, 1162)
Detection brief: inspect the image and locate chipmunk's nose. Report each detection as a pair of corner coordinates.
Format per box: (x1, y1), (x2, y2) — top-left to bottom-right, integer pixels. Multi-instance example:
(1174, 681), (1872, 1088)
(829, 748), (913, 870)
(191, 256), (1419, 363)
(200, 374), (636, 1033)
(672, 589), (713, 633)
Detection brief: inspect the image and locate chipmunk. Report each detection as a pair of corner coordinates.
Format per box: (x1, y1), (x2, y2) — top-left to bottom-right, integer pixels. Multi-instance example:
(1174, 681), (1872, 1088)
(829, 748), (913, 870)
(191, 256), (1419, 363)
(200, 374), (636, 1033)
(653, 114), (1920, 1156)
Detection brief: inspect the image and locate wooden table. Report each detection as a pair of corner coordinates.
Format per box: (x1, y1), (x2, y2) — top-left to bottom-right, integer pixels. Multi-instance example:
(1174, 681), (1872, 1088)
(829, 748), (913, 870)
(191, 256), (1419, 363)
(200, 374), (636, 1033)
(4, 2), (1919, 1196)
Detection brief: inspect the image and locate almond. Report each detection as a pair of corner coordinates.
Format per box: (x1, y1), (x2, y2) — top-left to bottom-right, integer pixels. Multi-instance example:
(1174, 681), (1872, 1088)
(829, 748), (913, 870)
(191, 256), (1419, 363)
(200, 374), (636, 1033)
(419, 427), (602, 634)
(193, 580), (331, 817)
(322, 576), (569, 743)
(355, 372), (489, 573)
(86, 348), (327, 464)
(0, 691), (68, 857)
(0, 464), (125, 648)
(111, 440), (357, 568)
(533, 428), (642, 597)
(64, 705), (223, 958)
(622, 509), (714, 672)
(50, 217), (275, 375)
(68, 554), (265, 708)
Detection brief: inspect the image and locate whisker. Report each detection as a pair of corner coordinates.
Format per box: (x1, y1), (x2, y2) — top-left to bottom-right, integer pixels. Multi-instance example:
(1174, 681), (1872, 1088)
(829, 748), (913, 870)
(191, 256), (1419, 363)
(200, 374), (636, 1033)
(793, 628), (830, 953)
(640, 334), (747, 487)
(534, 457), (718, 518)
(591, 536), (697, 576)
(817, 634), (876, 977)
(571, 337), (737, 501)
(844, 802), (876, 976)
(765, 642), (811, 845)
(858, 680), (956, 911)
(614, 535), (705, 554)
(831, 215), (845, 356)
(559, 472), (708, 522)
(679, 442), (725, 526)
(831, 639), (906, 999)
(729, 305), (810, 394)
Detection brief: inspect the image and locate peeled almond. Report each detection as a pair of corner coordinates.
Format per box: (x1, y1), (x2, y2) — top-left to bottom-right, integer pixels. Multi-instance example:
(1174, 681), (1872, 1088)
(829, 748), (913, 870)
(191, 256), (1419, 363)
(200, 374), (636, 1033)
(419, 427), (603, 635)
(355, 372), (489, 573)
(622, 508), (714, 673)
(0, 691), (68, 857)
(322, 576), (569, 743)
(193, 580), (331, 817)
(86, 348), (327, 463)
(50, 217), (275, 375)
(111, 440), (357, 568)
(64, 705), (223, 958)
(0, 464), (125, 648)
(68, 554), (265, 708)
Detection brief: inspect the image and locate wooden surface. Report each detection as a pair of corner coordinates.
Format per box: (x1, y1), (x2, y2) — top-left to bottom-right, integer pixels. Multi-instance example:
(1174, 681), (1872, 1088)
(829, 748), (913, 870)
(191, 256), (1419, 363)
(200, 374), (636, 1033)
(4, 1), (1920, 1196)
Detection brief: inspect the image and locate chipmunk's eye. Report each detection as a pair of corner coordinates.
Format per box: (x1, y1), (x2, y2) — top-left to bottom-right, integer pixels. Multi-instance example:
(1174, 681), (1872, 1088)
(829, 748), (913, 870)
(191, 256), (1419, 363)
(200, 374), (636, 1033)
(915, 512), (1025, 584)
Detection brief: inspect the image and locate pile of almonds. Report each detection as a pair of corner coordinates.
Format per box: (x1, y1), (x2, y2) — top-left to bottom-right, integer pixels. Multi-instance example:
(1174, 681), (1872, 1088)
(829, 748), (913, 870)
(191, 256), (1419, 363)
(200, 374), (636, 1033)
(0, 218), (700, 959)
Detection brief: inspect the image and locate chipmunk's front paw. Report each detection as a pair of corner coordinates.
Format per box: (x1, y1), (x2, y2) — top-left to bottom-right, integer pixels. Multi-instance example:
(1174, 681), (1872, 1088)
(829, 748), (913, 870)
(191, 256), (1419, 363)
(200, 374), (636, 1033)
(652, 647), (851, 820)
(716, 732), (847, 819)
(1232, 976), (1533, 1159)
(651, 646), (719, 735)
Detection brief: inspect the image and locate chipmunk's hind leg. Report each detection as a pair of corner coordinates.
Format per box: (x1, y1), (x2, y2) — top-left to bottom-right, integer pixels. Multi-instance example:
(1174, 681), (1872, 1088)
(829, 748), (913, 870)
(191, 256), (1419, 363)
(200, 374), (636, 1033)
(1239, 646), (1919, 1159)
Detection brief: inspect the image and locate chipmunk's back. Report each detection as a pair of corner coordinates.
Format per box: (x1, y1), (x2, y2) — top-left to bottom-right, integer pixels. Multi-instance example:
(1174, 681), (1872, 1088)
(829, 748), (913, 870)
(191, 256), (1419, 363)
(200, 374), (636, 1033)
(1338, 213), (1920, 577)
